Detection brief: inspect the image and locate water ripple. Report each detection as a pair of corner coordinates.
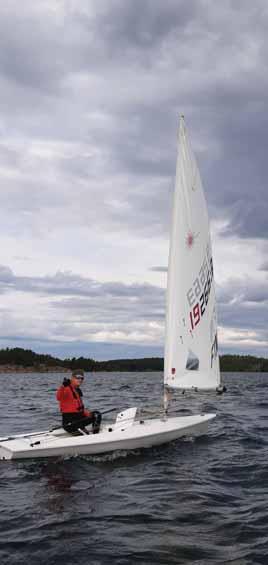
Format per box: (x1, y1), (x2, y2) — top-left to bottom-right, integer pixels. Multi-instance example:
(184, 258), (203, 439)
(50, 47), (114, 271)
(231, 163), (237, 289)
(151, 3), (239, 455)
(1, 372), (268, 564)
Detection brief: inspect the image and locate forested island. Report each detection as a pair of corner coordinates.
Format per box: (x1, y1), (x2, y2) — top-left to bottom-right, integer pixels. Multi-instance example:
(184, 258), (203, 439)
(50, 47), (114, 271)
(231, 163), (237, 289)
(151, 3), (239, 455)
(0, 347), (267, 373)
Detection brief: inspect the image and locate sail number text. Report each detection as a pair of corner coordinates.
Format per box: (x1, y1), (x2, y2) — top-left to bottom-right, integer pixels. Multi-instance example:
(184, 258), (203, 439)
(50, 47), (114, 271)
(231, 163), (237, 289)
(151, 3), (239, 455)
(188, 255), (214, 330)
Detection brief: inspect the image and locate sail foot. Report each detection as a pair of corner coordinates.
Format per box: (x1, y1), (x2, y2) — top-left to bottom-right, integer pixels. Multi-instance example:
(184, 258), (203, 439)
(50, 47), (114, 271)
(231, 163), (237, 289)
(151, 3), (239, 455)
(166, 369), (220, 391)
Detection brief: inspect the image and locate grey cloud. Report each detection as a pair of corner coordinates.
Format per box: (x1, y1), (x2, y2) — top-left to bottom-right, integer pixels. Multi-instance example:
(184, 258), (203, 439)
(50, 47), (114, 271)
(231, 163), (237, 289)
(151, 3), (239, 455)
(219, 301), (268, 332)
(79, 1), (268, 240)
(0, 266), (15, 294)
(0, 144), (21, 168)
(217, 277), (268, 352)
(0, 263), (267, 356)
(230, 330), (268, 345)
(150, 266), (168, 272)
(0, 265), (165, 347)
(1, 0), (267, 240)
(52, 293), (165, 325)
(219, 329), (268, 357)
(0, 263), (164, 301)
(0, 1), (268, 357)
(0, 265), (14, 282)
(217, 278), (268, 306)
(245, 289), (268, 304)
(0, 4), (68, 92)
(83, 0), (198, 63)
(259, 261), (268, 272)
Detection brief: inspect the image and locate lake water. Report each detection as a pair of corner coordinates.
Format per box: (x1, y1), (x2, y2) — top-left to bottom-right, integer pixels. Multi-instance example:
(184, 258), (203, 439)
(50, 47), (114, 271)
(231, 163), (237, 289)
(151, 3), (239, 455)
(0, 371), (268, 565)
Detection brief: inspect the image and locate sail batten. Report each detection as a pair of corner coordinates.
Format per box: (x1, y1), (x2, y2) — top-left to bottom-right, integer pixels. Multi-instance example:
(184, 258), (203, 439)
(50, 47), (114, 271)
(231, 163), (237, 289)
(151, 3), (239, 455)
(164, 117), (220, 391)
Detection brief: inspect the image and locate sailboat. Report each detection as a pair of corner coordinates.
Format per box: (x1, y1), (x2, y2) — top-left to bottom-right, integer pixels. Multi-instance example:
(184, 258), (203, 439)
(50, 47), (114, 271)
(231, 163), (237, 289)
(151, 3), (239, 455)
(0, 117), (221, 460)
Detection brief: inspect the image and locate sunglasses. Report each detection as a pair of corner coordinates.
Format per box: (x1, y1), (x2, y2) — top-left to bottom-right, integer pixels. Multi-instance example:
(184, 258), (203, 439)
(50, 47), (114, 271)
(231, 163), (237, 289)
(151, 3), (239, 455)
(75, 376), (84, 381)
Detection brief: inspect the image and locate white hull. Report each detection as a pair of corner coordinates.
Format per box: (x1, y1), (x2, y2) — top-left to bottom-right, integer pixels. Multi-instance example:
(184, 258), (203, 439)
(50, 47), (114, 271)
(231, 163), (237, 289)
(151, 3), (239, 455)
(0, 413), (215, 460)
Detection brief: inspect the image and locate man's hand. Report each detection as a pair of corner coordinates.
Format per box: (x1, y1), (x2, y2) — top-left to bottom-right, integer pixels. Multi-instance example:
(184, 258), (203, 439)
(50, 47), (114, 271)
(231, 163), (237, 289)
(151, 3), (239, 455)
(62, 377), (71, 387)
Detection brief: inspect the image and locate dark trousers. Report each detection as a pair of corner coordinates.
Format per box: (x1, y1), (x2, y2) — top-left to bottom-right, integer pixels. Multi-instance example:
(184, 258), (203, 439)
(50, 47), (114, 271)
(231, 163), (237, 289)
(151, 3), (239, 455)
(62, 411), (102, 434)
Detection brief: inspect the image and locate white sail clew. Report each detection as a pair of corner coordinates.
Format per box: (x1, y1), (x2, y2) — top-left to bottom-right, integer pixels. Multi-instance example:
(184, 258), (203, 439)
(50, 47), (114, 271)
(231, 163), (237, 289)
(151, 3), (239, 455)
(164, 116), (221, 390)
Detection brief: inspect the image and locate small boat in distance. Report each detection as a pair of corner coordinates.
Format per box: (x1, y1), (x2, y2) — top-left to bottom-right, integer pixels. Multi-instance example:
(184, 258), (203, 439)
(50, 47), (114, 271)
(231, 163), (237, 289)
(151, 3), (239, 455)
(0, 117), (221, 460)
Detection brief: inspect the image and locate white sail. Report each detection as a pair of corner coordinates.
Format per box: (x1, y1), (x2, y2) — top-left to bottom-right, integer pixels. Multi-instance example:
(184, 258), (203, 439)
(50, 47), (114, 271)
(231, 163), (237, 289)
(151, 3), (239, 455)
(164, 117), (220, 390)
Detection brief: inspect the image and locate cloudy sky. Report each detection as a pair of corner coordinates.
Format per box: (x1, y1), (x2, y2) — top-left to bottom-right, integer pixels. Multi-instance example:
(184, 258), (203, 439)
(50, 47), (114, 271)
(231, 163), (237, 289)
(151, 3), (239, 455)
(0, 0), (267, 360)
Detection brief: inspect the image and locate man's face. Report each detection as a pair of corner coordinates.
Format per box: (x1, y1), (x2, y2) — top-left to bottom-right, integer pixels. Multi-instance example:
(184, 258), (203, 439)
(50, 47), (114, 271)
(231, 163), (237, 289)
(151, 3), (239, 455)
(71, 375), (84, 387)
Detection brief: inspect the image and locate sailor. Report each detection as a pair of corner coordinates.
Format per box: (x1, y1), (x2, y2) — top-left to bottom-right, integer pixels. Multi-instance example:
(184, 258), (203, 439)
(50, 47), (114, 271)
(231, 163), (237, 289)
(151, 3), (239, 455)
(56, 370), (102, 434)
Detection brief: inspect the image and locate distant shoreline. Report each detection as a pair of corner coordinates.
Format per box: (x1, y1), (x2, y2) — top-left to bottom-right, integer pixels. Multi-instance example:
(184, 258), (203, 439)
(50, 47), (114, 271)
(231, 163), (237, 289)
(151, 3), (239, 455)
(0, 347), (267, 373)
(0, 365), (69, 373)
(0, 366), (267, 374)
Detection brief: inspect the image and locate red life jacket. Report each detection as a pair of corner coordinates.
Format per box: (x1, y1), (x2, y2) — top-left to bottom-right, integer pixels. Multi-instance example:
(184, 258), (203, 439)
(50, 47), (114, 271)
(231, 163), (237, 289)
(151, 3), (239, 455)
(56, 385), (85, 414)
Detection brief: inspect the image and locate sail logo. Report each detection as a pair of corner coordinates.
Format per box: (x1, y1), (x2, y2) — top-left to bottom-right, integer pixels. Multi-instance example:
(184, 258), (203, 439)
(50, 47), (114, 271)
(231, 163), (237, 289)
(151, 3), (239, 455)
(186, 231), (199, 249)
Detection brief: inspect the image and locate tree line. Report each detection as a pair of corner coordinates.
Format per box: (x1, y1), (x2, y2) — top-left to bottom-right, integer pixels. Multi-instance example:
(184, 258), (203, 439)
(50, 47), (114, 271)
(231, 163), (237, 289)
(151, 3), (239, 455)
(0, 347), (267, 372)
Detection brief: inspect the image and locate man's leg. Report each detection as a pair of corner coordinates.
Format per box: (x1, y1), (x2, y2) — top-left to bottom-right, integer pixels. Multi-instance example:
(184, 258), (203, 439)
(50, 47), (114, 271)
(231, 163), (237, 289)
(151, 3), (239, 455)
(62, 413), (87, 434)
(62, 412), (102, 434)
(92, 411), (102, 434)
(76, 411), (102, 433)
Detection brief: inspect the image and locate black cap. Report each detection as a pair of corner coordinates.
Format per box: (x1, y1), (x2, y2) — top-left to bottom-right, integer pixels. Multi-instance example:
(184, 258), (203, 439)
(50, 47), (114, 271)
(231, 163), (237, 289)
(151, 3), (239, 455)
(72, 370), (84, 377)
